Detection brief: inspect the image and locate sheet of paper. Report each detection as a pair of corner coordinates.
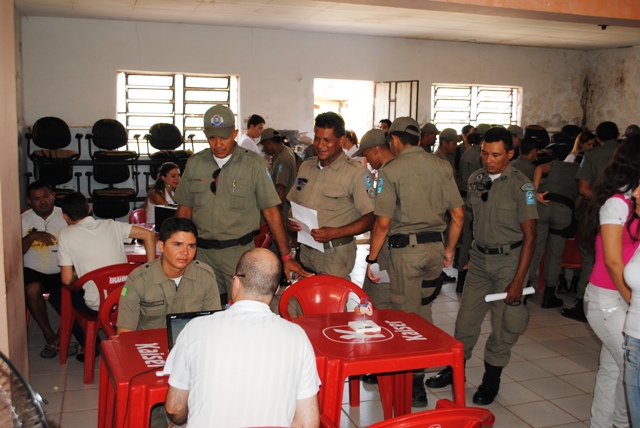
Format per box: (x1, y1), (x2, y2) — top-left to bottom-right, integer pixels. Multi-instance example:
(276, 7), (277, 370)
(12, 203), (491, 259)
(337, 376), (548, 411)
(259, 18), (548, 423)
(290, 201), (324, 253)
(485, 286), (535, 303)
(370, 263), (390, 283)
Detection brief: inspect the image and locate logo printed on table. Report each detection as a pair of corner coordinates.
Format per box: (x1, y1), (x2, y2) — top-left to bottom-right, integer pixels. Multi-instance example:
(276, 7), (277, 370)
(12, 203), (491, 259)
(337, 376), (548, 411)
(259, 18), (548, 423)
(136, 343), (166, 368)
(322, 325), (393, 343)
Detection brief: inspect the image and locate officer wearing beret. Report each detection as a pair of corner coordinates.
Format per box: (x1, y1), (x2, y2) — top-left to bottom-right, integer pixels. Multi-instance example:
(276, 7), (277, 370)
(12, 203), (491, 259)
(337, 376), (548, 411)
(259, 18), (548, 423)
(174, 105), (310, 301)
(287, 112), (375, 280)
(427, 126), (538, 406)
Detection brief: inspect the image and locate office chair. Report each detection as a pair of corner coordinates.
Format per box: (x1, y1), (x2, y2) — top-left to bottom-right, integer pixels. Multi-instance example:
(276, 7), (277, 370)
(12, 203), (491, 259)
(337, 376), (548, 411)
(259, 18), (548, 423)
(86, 119), (139, 219)
(99, 286), (124, 339)
(144, 123), (193, 190)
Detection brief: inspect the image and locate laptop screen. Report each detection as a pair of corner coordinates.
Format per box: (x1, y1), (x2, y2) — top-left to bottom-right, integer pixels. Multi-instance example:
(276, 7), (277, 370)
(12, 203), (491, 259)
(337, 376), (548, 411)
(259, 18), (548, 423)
(166, 310), (219, 350)
(155, 205), (177, 232)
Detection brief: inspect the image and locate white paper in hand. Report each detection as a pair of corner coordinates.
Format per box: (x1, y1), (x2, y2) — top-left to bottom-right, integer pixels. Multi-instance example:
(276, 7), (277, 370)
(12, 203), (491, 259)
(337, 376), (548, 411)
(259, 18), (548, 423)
(290, 201), (324, 253)
(370, 263), (390, 283)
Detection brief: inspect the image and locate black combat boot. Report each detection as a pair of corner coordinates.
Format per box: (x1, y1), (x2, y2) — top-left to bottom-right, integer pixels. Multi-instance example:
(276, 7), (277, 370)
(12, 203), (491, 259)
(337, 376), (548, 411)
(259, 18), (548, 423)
(561, 299), (587, 322)
(556, 274), (569, 294)
(541, 286), (563, 309)
(456, 269), (467, 293)
(426, 366), (452, 388)
(472, 362), (503, 405)
(411, 373), (428, 407)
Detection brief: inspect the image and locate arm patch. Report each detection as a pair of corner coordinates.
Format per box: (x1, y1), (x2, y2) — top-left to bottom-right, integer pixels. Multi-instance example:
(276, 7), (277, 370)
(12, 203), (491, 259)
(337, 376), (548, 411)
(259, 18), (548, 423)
(520, 183), (535, 192)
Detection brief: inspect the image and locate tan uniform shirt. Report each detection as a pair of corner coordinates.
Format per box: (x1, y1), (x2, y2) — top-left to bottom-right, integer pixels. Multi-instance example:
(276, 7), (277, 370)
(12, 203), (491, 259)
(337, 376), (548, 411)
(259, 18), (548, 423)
(287, 152), (375, 228)
(510, 156), (536, 181)
(117, 258), (221, 331)
(435, 147), (455, 171)
(375, 146), (463, 235)
(174, 145), (281, 240)
(575, 139), (619, 185)
(458, 145), (482, 194)
(466, 164), (539, 248)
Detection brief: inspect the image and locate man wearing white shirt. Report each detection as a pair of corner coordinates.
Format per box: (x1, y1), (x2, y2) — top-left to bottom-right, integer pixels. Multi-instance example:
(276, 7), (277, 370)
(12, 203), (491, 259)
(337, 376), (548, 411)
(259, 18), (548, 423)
(239, 114), (265, 155)
(165, 248), (320, 428)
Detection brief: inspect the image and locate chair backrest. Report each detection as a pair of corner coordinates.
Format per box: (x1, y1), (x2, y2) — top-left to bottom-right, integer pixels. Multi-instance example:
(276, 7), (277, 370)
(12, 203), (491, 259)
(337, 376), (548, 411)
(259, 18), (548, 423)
(278, 274), (372, 321)
(100, 286), (123, 338)
(73, 263), (139, 308)
(31, 116), (71, 150)
(90, 119), (130, 151)
(253, 233), (271, 249)
(129, 208), (147, 225)
(367, 400), (495, 427)
(147, 123), (183, 151)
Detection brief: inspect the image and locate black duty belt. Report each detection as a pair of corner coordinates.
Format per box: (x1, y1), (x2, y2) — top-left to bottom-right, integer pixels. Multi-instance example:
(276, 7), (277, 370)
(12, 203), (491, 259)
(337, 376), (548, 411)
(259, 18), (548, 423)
(475, 240), (522, 255)
(460, 190), (467, 198)
(388, 232), (442, 248)
(544, 193), (575, 210)
(198, 232), (254, 250)
(302, 236), (354, 250)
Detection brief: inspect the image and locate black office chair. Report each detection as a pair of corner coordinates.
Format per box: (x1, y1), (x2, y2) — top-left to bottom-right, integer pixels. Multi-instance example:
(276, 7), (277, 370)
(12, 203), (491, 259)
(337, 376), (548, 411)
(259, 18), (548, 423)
(26, 116), (83, 201)
(85, 119), (139, 219)
(144, 123), (193, 189)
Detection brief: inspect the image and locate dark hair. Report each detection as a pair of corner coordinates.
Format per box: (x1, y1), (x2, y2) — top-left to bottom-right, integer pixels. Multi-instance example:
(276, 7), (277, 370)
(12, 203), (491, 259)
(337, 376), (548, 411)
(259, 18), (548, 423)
(595, 121), (619, 142)
(345, 130), (359, 147)
(379, 119), (392, 128)
(235, 248), (281, 297)
(27, 180), (52, 198)
(467, 132), (482, 146)
(158, 216), (198, 242)
(61, 192), (90, 221)
(247, 114), (265, 128)
(315, 112), (346, 138)
(581, 136), (640, 245)
(391, 130), (420, 146)
(461, 125), (475, 135)
(519, 137), (538, 155)
(570, 131), (596, 156)
(483, 127), (513, 152)
(150, 162), (180, 194)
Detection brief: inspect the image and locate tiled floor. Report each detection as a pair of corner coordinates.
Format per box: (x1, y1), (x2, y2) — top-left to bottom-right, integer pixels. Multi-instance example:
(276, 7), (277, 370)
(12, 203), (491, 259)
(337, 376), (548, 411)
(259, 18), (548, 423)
(27, 244), (597, 427)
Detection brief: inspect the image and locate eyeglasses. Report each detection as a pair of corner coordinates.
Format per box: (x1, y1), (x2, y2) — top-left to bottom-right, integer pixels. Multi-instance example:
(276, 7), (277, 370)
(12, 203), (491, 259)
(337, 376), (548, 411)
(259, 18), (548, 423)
(481, 180), (493, 202)
(210, 169), (221, 194)
(231, 273), (246, 279)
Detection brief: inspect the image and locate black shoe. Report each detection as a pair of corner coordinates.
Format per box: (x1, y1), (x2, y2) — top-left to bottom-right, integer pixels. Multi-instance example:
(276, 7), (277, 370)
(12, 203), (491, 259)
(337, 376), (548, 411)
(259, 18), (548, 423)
(561, 300), (587, 322)
(556, 274), (568, 294)
(75, 349), (100, 363)
(362, 374), (378, 385)
(425, 367), (452, 388)
(412, 375), (428, 407)
(541, 287), (563, 309)
(472, 384), (499, 405)
(439, 271), (456, 283)
(569, 275), (580, 293)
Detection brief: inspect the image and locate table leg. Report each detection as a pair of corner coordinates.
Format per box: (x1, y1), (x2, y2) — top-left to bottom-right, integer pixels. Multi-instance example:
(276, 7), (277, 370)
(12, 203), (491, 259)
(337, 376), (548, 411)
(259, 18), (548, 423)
(451, 343), (467, 406)
(98, 357), (108, 428)
(321, 359), (344, 426)
(377, 374), (394, 420)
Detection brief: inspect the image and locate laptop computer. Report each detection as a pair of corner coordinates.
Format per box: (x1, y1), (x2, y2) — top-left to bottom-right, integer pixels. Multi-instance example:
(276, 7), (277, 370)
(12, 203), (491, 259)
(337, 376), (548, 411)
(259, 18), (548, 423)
(166, 310), (220, 350)
(155, 204), (177, 232)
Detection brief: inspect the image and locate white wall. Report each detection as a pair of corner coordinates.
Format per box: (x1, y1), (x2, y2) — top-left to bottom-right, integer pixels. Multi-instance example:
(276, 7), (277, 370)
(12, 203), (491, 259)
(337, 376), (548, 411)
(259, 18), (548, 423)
(22, 16), (589, 135)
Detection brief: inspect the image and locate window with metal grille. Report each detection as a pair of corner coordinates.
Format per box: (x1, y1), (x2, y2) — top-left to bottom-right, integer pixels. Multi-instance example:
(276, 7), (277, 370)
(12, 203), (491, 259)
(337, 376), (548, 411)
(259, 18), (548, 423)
(374, 80), (419, 123)
(431, 84), (521, 132)
(117, 71), (239, 154)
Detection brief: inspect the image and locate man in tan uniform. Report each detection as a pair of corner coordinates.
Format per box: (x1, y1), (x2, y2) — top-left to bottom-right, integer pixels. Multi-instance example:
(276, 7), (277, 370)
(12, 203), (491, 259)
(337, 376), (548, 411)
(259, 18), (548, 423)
(365, 117), (464, 406)
(434, 128), (461, 171)
(174, 105), (309, 302)
(427, 126), (538, 406)
(287, 112), (375, 280)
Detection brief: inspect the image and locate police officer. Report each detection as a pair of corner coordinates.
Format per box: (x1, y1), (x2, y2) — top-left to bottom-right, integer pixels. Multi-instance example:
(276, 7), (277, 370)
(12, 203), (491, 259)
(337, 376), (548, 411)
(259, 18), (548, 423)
(528, 158), (581, 308)
(261, 128), (297, 241)
(563, 121), (619, 321)
(509, 136), (538, 181)
(427, 126), (538, 406)
(287, 112), (375, 280)
(434, 128), (461, 172)
(174, 105), (309, 301)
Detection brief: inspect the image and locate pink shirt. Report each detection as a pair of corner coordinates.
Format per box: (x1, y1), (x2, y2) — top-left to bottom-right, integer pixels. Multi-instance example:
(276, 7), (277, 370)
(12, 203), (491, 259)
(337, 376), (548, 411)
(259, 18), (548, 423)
(590, 193), (640, 290)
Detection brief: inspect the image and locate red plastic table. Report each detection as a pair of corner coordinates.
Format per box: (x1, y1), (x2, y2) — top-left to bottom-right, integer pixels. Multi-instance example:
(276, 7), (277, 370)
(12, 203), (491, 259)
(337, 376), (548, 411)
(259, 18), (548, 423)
(124, 242), (160, 263)
(292, 309), (466, 426)
(98, 328), (168, 428)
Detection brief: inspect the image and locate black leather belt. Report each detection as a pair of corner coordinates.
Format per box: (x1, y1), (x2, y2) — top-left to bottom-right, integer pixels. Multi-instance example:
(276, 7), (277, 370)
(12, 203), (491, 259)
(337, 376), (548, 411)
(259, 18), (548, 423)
(197, 232), (254, 250)
(388, 232), (442, 248)
(544, 193), (575, 210)
(475, 241), (522, 255)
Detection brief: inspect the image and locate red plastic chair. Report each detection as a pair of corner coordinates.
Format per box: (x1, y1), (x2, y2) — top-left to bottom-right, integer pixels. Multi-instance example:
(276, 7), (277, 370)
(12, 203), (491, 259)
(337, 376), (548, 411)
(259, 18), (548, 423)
(258, 222), (270, 235)
(99, 286), (123, 338)
(59, 263), (139, 384)
(128, 208), (146, 225)
(254, 233), (272, 249)
(279, 275), (374, 410)
(367, 399), (495, 428)
(537, 237), (581, 291)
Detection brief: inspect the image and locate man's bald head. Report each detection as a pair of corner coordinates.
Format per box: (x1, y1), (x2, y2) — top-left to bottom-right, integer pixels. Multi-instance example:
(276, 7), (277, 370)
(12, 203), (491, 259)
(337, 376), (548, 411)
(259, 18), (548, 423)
(235, 248), (282, 299)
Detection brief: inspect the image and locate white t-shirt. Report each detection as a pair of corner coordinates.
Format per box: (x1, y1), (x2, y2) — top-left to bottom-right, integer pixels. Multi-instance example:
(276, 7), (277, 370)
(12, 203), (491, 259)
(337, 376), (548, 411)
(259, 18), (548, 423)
(625, 244), (640, 339)
(22, 207), (68, 274)
(239, 133), (262, 155)
(599, 190), (633, 226)
(57, 217), (132, 310)
(145, 189), (176, 224)
(165, 300), (320, 428)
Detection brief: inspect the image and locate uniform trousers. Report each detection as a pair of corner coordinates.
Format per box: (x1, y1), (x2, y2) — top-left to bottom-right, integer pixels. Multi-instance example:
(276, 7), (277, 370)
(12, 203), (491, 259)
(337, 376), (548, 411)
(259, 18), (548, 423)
(388, 241), (443, 323)
(528, 202), (572, 287)
(454, 246), (530, 367)
(196, 242), (254, 297)
(455, 205), (474, 271)
(300, 241), (356, 281)
(362, 240), (392, 309)
(584, 283), (630, 428)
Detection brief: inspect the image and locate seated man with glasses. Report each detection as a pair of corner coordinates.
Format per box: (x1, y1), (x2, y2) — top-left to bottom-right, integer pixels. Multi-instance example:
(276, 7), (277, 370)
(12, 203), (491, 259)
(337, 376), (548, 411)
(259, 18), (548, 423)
(116, 217), (221, 334)
(173, 105), (311, 304)
(164, 248), (320, 428)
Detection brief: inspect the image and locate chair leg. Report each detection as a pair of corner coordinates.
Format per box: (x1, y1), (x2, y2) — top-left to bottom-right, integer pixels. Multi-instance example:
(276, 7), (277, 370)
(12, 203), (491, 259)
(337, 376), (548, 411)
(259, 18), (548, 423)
(59, 289), (74, 365)
(83, 323), (97, 384)
(348, 377), (360, 407)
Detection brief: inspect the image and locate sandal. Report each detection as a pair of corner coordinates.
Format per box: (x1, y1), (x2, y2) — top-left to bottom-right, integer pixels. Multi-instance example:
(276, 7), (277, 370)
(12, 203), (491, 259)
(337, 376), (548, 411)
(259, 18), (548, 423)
(40, 344), (58, 359)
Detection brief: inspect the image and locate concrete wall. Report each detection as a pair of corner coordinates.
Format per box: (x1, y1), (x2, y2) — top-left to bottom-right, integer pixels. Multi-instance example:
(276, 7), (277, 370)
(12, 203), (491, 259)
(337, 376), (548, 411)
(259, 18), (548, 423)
(21, 16), (589, 135)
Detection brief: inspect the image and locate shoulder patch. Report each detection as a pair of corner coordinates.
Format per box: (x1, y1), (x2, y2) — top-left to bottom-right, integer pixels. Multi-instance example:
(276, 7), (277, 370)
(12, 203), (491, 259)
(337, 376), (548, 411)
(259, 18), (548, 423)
(377, 178), (384, 194)
(266, 167), (271, 180)
(474, 173), (485, 183)
(277, 164), (283, 174)
(367, 187), (376, 198)
(525, 190), (535, 205)
(520, 183), (535, 192)
(364, 174), (373, 189)
(121, 287), (128, 297)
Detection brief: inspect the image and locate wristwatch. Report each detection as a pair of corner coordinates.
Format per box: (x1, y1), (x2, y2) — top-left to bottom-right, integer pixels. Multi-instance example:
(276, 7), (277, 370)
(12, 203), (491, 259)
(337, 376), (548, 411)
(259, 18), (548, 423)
(365, 255), (377, 264)
(281, 250), (296, 262)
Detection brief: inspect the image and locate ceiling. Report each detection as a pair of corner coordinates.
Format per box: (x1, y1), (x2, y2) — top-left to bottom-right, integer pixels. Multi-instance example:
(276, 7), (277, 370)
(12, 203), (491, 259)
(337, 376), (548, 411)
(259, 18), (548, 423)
(14, 0), (640, 50)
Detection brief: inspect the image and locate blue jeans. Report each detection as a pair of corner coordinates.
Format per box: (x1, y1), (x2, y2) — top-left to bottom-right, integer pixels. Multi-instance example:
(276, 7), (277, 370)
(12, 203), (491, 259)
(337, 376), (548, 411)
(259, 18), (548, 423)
(625, 334), (640, 426)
